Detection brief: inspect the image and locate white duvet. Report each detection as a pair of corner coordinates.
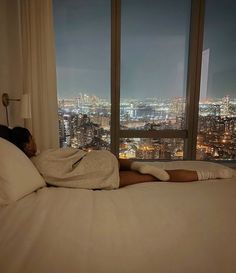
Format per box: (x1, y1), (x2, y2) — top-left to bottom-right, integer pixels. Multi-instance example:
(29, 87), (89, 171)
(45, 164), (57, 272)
(0, 169), (236, 273)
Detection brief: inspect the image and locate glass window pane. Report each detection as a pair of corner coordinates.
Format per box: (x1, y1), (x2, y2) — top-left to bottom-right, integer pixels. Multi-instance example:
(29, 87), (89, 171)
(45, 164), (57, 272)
(120, 0), (191, 131)
(120, 138), (184, 160)
(197, 0), (236, 160)
(53, 0), (111, 150)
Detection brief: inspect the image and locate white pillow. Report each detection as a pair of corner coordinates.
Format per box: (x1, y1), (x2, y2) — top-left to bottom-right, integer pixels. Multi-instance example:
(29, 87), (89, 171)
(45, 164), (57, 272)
(0, 137), (46, 205)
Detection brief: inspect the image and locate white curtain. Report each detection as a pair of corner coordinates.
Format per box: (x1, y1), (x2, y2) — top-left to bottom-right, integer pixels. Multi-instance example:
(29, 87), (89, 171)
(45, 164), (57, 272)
(20, 0), (59, 151)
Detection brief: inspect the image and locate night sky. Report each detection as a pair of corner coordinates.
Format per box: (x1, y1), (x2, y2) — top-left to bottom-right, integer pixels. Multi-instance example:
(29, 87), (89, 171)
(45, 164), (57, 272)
(53, 0), (236, 100)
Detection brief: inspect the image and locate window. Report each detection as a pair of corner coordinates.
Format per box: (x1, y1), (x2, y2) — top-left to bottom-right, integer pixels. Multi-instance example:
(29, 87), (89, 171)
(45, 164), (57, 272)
(53, 0), (111, 150)
(53, 0), (236, 161)
(197, 0), (236, 160)
(120, 0), (190, 159)
(120, 138), (184, 159)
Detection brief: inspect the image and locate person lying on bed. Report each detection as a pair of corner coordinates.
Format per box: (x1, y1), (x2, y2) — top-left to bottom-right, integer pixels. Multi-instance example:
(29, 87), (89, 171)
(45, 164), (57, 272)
(4, 126), (233, 189)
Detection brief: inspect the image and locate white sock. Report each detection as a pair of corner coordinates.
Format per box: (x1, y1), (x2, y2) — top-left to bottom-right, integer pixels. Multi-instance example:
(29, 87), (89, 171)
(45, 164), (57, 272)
(131, 162), (170, 181)
(196, 168), (233, 181)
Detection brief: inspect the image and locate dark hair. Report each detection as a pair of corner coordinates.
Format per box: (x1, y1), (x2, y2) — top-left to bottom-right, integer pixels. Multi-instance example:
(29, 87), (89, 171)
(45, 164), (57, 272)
(0, 125), (11, 141)
(10, 127), (32, 152)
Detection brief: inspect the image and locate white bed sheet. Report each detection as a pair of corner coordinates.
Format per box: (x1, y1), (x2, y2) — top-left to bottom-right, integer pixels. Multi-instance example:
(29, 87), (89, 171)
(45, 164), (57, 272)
(0, 175), (236, 273)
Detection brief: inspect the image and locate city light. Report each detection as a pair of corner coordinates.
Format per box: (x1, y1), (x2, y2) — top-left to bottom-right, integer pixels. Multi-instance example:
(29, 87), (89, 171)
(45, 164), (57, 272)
(58, 94), (236, 160)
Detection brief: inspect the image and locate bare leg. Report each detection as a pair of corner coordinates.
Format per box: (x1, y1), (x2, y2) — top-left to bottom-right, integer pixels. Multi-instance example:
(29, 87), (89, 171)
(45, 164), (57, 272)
(118, 159), (232, 186)
(118, 159), (133, 171)
(119, 171), (158, 187)
(166, 169), (198, 182)
(119, 169), (198, 187)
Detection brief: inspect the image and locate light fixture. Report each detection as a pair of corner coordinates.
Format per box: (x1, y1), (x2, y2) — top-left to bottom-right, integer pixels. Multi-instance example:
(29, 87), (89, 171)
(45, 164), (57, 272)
(20, 94), (32, 119)
(2, 92), (32, 127)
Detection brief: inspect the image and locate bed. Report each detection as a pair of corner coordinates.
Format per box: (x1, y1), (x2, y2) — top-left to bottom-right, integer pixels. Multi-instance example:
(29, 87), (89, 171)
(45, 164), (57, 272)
(1, 137), (236, 273)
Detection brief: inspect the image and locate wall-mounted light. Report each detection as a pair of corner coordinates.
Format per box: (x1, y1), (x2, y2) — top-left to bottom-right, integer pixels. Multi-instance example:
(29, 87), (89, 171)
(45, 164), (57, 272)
(1, 93), (32, 127)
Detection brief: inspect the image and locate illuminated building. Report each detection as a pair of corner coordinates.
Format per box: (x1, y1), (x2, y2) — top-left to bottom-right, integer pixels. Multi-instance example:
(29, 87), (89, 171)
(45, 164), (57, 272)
(58, 94), (236, 160)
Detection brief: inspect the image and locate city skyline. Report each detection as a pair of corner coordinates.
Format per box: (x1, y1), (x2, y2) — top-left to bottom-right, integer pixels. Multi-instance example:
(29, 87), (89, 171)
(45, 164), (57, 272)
(58, 94), (236, 160)
(57, 92), (235, 103)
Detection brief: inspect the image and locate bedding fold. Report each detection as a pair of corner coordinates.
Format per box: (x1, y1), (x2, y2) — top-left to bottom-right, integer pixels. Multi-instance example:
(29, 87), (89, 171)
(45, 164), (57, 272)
(1, 179), (236, 273)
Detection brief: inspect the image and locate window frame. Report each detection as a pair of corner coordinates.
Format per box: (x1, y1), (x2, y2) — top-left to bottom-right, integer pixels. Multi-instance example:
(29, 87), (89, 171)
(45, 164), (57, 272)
(110, 0), (205, 159)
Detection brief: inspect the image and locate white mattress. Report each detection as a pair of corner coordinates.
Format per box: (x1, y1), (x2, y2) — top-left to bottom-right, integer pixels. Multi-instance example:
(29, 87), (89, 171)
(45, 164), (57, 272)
(1, 176), (236, 273)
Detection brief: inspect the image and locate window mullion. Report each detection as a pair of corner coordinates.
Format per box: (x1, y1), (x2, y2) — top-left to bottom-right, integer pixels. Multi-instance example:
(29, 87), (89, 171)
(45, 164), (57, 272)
(184, 0), (205, 160)
(120, 130), (187, 139)
(111, 0), (121, 157)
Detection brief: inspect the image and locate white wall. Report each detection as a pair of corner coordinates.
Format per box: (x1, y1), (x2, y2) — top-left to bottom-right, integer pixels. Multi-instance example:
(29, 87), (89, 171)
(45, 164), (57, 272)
(0, 0), (23, 127)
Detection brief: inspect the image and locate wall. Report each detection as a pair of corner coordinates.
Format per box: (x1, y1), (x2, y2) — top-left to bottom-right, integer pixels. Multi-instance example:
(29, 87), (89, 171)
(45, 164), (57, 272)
(0, 0), (23, 127)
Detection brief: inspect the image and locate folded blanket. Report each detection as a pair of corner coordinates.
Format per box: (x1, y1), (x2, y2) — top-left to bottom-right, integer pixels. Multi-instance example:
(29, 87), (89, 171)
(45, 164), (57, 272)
(31, 148), (120, 190)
